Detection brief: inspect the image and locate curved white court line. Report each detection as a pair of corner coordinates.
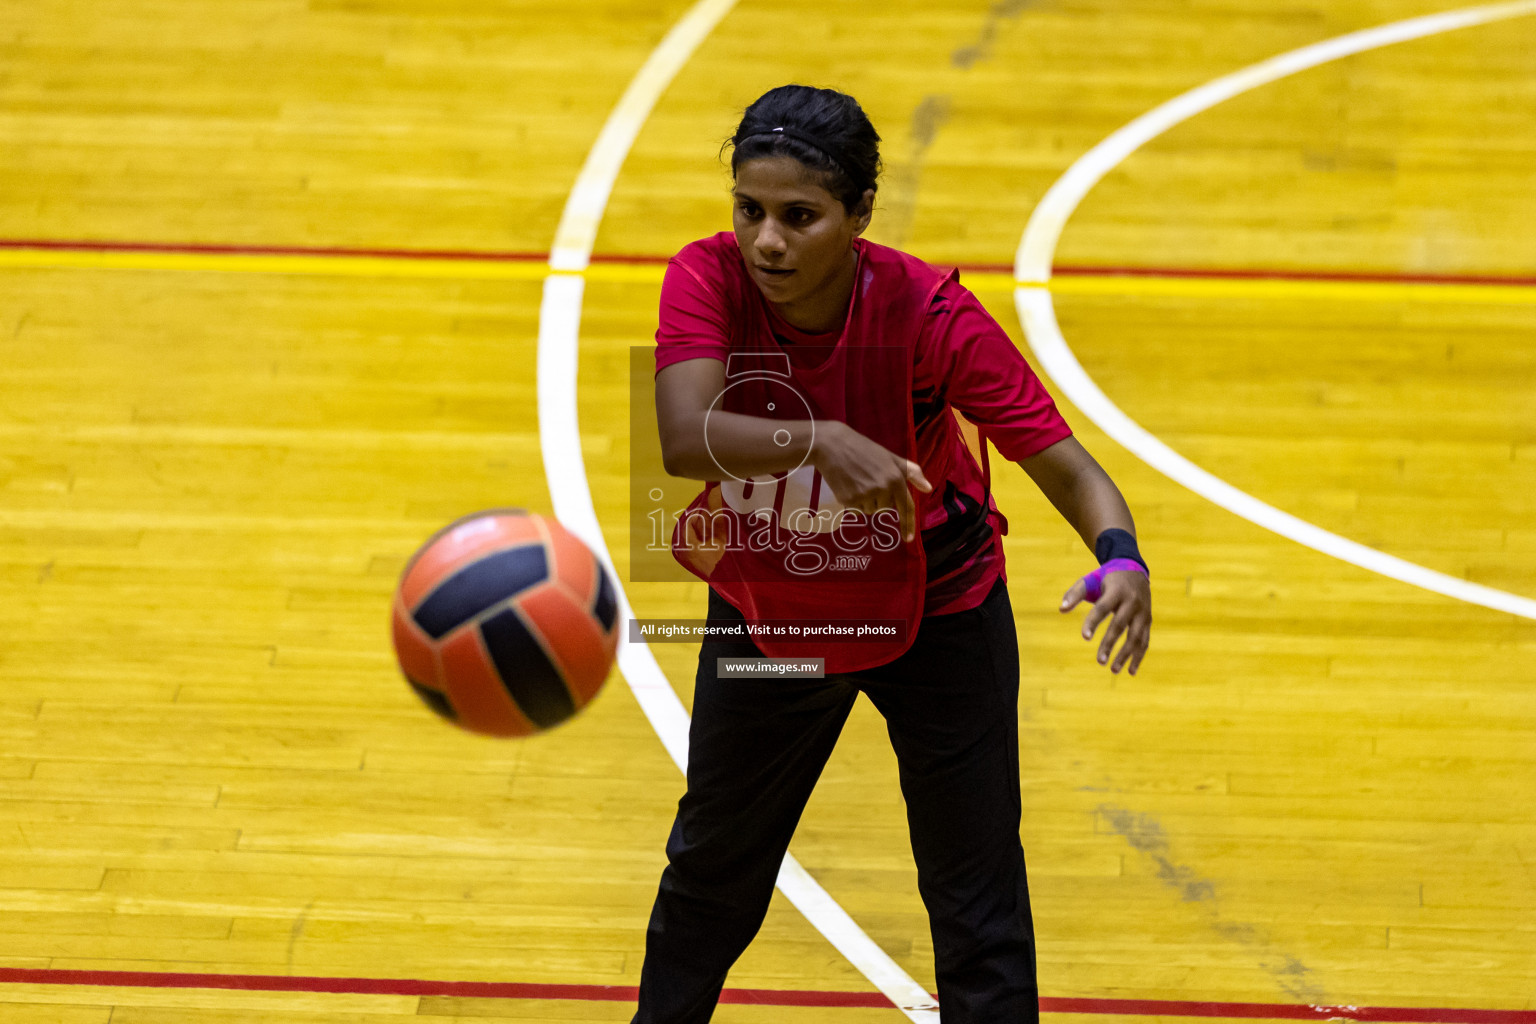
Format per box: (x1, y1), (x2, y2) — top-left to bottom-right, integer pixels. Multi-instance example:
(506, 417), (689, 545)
(535, 1), (942, 1018)
(1015, 0), (1536, 622)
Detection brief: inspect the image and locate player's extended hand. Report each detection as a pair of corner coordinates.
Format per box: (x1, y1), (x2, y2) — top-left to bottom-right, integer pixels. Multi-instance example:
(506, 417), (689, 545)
(1060, 568), (1151, 675)
(811, 420), (932, 542)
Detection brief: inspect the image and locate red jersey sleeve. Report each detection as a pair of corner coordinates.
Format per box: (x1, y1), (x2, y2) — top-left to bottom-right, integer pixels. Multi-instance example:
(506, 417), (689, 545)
(654, 246), (734, 374)
(916, 276), (1072, 462)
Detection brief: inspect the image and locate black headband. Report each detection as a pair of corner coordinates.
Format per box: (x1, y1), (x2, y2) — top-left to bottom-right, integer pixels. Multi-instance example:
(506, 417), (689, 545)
(741, 126), (851, 178)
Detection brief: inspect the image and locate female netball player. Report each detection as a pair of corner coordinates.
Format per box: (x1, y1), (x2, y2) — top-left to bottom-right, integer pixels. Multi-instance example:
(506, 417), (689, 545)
(637, 84), (1151, 1023)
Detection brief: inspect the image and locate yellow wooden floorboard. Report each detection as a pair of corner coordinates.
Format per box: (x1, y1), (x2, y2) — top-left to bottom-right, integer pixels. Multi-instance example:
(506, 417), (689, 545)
(0, 1002), (114, 1024)
(0, 982), (418, 1015)
(108, 1011), (416, 1024)
(422, 1001), (889, 1023)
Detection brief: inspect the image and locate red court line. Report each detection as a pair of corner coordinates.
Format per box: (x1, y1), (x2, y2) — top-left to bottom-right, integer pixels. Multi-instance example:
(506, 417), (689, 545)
(1042, 263), (1536, 288)
(0, 238), (553, 263)
(3, 237), (1535, 287)
(1, 968), (1532, 1022)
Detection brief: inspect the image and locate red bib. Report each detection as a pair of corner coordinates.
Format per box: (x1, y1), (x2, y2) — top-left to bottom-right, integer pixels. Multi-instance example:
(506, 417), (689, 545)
(671, 234), (953, 672)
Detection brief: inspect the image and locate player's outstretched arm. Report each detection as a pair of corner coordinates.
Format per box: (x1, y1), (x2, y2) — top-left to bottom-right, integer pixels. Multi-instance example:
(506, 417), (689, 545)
(1017, 437), (1152, 675)
(656, 357), (814, 480)
(656, 358), (932, 541)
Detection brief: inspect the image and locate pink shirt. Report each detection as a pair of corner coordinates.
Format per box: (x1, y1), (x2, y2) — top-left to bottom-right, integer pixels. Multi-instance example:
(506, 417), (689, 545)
(656, 234), (1072, 616)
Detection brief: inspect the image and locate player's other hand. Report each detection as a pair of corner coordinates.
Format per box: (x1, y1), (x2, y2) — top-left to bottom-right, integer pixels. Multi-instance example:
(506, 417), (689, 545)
(1060, 570), (1151, 675)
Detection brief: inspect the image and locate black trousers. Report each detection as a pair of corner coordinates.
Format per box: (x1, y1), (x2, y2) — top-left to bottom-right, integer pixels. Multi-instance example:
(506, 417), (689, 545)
(633, 580), (1038, 1023)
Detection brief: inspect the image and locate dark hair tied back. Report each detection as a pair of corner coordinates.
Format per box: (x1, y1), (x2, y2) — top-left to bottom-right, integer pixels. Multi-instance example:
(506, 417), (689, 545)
(728, 85), (881, 213)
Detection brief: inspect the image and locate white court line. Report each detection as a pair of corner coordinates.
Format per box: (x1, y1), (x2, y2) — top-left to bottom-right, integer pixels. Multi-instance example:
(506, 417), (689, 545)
(1014, 0), (1536, 621)
(535, 1), (942, 1018)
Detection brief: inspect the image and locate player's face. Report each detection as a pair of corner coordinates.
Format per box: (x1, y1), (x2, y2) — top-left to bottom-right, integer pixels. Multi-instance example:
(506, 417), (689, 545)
(732, 156), (872, 326)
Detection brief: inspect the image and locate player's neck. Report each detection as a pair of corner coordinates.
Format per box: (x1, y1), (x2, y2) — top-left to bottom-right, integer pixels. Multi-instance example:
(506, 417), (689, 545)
(770, 248), (857, 334)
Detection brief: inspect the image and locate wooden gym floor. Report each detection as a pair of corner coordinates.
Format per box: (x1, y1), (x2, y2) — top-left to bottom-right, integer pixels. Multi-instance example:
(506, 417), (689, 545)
(0, 0), (1532, 1021)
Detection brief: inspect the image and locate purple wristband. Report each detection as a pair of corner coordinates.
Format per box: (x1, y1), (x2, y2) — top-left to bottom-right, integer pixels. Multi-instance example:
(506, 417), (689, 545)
(1082, 558), (1148, 602)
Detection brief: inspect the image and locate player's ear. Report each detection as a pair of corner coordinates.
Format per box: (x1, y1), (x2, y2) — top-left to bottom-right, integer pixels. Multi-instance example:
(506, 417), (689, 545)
(851, 189), (875, 236)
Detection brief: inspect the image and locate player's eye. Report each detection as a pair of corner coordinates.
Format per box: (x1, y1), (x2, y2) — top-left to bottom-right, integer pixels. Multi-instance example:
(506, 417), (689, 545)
(736, 201), (761, 218)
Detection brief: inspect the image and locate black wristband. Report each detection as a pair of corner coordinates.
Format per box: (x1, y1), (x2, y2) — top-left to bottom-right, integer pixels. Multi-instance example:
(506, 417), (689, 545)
(1094, 528), (1147, 575)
